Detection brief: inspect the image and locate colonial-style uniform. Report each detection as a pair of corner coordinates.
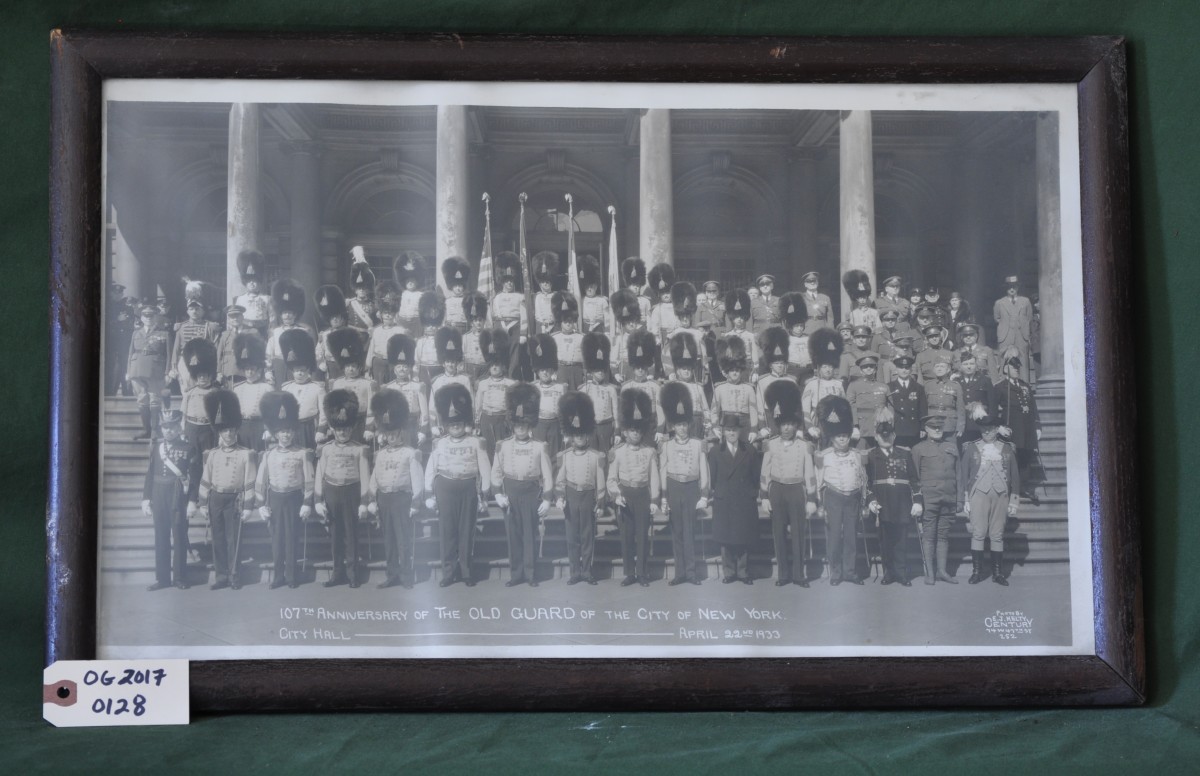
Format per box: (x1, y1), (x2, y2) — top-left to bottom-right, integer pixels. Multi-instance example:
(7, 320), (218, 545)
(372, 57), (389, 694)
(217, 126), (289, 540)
(313, 285), (350, 380)
(441, 256), (472, 333)
(802, 328), (847, 442)
(197, 390), (257, 589)
(232, 333), (272, 452)
(552, 292), (586, 389)
(473, 328), (516, 461)
(607, 389), (661, 585)
(660, 385), (711, 584)
(427, 327), (472, 432)
(555, 392), (606, 584)
(581, 333), (619, 455)
(760, 380), (818, 586)
(577, 255), (611, 334)
(234, 249), (270, 338)
(619, 257), (652, 323)
(492, 384), (554, 586)
(842, 270), (880, 332)
(910, 417), (961, 584)
(779, 292), (813, 383)
(666, 334), (710, 439)
(958, 414), (1021, 585)
(887, 360), (927, 449)
(127, 309), (171, 440)
(326, 327), (376, 444)
(756, 327), (795, 438)
(620, 330), (665, 433)
(490, 251), (529, 338)
(710, 335), (758, 443)
(265, 278), (311, 388)
(532, 250), (560, 334)
(609, 289), (643, 383)
(814, 397), (867, 585)
(279, 329), (324, 450)
(461, 291), (491, 382)
(846, 355), (889, 447)
(255, 392), (315, 589)
(179, 339), (218, 456)
(142, 411), (201, 590)
(346, 248), (377, 330)
(383, 333), (427, 447)
(394, 251), (427, 337)
(314, 391), (371, 587)
(170, 300), (221, 395)
(369, 389), (425, 589)
(424, 384), (492, 586)
(412, 291), (445, 387)
(527, 334), (566, 461)
(865, 433), (923, 585)
(646, 263), (678, 344)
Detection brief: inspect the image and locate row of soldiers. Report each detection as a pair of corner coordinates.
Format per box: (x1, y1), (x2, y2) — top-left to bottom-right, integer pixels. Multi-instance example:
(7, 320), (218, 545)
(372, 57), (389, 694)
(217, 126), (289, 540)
(132, 247), (1041, 591)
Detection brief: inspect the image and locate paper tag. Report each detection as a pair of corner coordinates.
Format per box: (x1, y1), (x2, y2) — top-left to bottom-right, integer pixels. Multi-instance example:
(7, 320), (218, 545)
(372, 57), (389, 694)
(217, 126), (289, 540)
(43, 660), (189, 727)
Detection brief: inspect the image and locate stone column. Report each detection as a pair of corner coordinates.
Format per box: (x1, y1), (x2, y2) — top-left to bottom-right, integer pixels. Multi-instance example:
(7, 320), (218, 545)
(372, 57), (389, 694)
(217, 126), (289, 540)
(109, 204), (141, 300)
(287, 141), (322, 328)
(226, 103), (261, 302)
(639, 109), (673, 267)
(436, 105), (470, 293)
(623, 148), (641, 266)
(838, 110), (876, 320)
(1036, 111), (1064, 383)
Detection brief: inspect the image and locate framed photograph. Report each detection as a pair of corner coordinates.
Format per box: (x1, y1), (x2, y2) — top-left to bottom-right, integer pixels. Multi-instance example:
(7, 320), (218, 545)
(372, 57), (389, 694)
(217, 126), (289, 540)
(49, 32), (1141, 709)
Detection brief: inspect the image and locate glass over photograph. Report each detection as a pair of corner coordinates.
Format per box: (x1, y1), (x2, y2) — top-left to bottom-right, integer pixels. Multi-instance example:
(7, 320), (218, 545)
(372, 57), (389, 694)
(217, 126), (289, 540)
(95, 80), (1091, 660)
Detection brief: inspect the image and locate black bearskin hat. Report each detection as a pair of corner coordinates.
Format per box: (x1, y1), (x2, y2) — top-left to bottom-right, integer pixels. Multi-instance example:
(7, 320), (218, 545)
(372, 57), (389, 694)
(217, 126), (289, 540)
(759, 326), (790, 367)
(374, 279), (402, 317)
(494, 251), (523, 292)
(577, 254), (602, 292)
(717, 334), (749, 374)
(441, 256), (470, 290)
(626, 330), (657, 371)
(387, 333), (416, 367)
(261, 391), (299, 434)
(842, 269), (872, 300)
(324, 388), (360, 430)
(349, 246), (375, 293)
(611, 288), (641, 326)
(205, 389), (242, 431)
(764, 379), (803, 427)
(279, 329), (316, 372)
(506, 382), (541, 427)
(725, 289), (752, 321)
(671, 281), (698, 319)
(314, 285), (347, 329)
(558, 391), (596, 437)
(236, 249), (265, 286)
(531, 251), (560, 287)
(233, 332), (267, 372)
(552, 291), (579, 325)
(435, 326), (463, 363)
(647, 263), (675, 296)
(327, 327), (365, 369)
(582, 332), (610, 373)
(528, 333), (558, 373)
(620, 388), (656, 437)
(669, 332), (700, 371)
(817, 395), (854, 438)
(418, 291), (445, 328)
(433, 383), (472, 426)
(271, 278), (306, 318)
(371, 388), (410, 433)
(394, 251), (427, 289)
(620, 257), (646, 288)
(809, 327), (844, 370)
(780, 292), (807, 332)
(182, 338), (217, 379)
(480, 328), (512, 369)
(661, 381), (693, 426)
(462, 290), (489, 321)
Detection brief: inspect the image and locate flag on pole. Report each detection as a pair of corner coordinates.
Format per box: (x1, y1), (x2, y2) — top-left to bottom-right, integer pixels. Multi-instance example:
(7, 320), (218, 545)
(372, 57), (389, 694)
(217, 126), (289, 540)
(606, 205), (619, 297)
(565, 193), (581, 301)
(478, 193), (493, 300)
(518, 192), (535, 327)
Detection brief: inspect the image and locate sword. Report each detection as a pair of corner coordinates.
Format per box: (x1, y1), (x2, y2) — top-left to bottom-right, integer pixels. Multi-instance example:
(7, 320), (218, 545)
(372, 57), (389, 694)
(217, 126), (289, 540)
(231, 495), (246, 584)
(856, 505), (876, 582)
(915, 516), (932, 580)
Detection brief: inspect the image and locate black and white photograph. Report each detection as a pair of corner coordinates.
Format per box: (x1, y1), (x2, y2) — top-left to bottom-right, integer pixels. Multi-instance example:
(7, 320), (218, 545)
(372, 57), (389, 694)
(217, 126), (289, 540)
(95, 79), (1092, 660)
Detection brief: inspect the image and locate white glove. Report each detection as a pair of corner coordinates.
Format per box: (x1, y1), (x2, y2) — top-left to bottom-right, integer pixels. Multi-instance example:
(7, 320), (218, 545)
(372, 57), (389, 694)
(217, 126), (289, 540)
(495, 493), (510, 509)
(315, 502), (328, 519)
(1036, 428), (1042, 441)
(299, 504), (312, 519)
(241, 509), (253, 522)
(141, 500), (152, 518)
(167, 369), (178, 381)
(962, 501), (971, 516)
(655, 432), (666, 444)
(807, 426), (820, 439)
(805, 501), (817, 516)
(760, 498), (771, 515)
(537, 500), (550, 517)
(999, 425), (1012, 437)
(186, 502), (198, 519)
(357, 504), (368, 518)
(851, 427), (861, 440)
(431, 426), (442, 438)
(695, 497), (708, 511)
(910, 503), (924, 517)
(265, 373), (275, 386)
(869, 501), (881, 514)
(195, 506), (208, 520)
(364, 429), (375, 442)
(367, 502), (379, 515)
(747, 432), (759, 444)
(417, 431), (427, 444)
(614, 495), (627, 508)
(262, 429), (273, 441)
(556, 497), (566, 509)
(759, 427), (771, 439)
(315, 431), (327, 444)
(649, 503), (659, 516)
(259, 506), (272, 520)
(425, 496), (437, 510)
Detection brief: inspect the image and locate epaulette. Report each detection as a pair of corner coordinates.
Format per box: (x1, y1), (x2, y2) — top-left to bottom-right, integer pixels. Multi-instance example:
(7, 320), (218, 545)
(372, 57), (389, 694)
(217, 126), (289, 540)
(712, 380), (728, 389)
(896, 444), (912, 452)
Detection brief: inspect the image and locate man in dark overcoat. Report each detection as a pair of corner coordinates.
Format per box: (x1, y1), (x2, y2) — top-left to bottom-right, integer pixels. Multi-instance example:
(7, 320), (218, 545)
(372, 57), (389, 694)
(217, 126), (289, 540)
(707, 415), (762, 584)
(993, 349), (1043, 503)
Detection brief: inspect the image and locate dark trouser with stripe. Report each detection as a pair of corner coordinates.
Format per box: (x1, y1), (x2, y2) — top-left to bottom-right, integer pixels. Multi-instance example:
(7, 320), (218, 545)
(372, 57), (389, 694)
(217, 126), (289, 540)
(478, 411), (509, 463)
(268, 489), (303, 585)
(880, 520), (911, 581)
(619, 484), (652, 579)
(417, 364), (443, 386)
(208, 490), (242, 582)
(296, 417), (317, 450)
(824, 489), (861, 582)
(722, 545), (748, 579)
(666, 478), (699, 581)
(435, 476), (477, 580)
(559, 363), (585, 391)
(238, 418), (266, 452)
(593, 419), (614, 459)
(324, 481), (362, 583)
(688, 414), (705, 441)
(379, 490), (414, 584)
(150, 480), (188, 586)
(564, 486), (597, 579)
(504, 478), (541, 582)
(769, 481), (807, 582)
(534, 417), (561, 461)
(370, 360), (391, 385)
(185, 421), (215, 457)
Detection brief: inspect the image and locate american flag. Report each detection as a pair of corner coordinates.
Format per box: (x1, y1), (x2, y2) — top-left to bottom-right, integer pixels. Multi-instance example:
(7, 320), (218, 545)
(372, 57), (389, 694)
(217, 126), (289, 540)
(518, 192), (534, 325)
(565, 193), (581, 300)
(478, 193), (493, 300)
(606, 205), (619, 297)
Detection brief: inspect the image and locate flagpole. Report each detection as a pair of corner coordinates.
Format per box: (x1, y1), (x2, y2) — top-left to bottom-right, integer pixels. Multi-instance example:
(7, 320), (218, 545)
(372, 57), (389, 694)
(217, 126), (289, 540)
(518, 192), (534, 330)
(607, 204), (619, 333)
(479, 192), (493, 302)
(565, 193), (580, 301)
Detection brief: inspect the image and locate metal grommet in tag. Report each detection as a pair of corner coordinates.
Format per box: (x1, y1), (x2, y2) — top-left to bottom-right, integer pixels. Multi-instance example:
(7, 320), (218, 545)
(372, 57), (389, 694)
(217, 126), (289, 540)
(43, 679), (77, 707)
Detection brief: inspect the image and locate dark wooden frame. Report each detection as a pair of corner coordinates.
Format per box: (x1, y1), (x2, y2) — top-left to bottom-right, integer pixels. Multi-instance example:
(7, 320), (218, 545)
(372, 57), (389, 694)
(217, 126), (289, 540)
(48, 32), (1140, 709)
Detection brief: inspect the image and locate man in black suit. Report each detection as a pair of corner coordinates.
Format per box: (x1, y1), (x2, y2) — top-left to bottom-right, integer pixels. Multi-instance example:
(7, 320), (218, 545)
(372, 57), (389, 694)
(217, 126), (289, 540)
(707, 416), (762, 584)
(887, 355), (927, 449)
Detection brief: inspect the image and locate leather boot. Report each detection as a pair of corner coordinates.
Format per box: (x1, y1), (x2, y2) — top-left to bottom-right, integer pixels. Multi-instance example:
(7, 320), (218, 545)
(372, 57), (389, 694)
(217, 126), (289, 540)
(921, 526), (937, 585)
(968, 550), (985, 584)
(992, 549), (1009, 586)
(936, 538), (958, 583)
(133, 406), (152, 440)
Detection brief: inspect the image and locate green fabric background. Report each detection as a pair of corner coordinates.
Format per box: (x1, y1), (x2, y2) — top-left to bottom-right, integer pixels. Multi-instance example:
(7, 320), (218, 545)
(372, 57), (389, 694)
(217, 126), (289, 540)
(5, 0), (1195, 771)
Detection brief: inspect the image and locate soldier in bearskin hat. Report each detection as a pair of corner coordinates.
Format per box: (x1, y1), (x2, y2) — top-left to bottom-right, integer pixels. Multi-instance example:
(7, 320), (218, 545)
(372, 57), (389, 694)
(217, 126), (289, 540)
(425, 382), (492, 587)
(814, 395), (868, 585)
(756, 326), (795, 440)
(710, 335), (759, 444)
(645, 263), (678, 345)
(313, 284), (350, 380)
(760, 379), (818, 587)
(532, 250), (561, 335)
(910, 414), (961, 585)
(232, 332), (272, 452)
(779, 291), (812, 384)
(662, 281), (704, 381)
(607, 389), (661, 586)
(621, 330), (665, 440)
(394, 251), (427, 337)
(367, 279), (407, 385)
(368, 389), (425, 589)
(802, 328), (846, 441)
(491, 383), (554, 587)
(610, 288), (643, 382)
(429, 327), (472, 437)
(265, 278), (313, 389)
(958, 406), (1020, 585)
(865, 415), (924, 586)
(491, 250), (529, 337)
(577, 254), (613, 335)
(347, 246), (377, 330)
(581, 332), (619, 455)
(314, 389), (371, 588)
(620, 256), (653, 323)
(723, 288), (758, 369)
(327, 327), (375, 444)
(278, 328), (324, 450)
(233, 249), (270, 338)
(667, 332), (710, 440)
(554, 391), (606, 585)
(412, 290), (446, 387)
(180, 338), (219, 455)
(843, 270), (881, 333)
(552, 291), (585, 390)
(659, 382), (710, 585)
(255, 391), (315, 589)
(473, 328), (517, 461)
(141, 407), (202, 591)
(382, 333), (428, 450)
(441, 255), (472, 333)
(196, 389), (256, 590)
(527, 333), (566, 462)
(461, 290), (491, 382)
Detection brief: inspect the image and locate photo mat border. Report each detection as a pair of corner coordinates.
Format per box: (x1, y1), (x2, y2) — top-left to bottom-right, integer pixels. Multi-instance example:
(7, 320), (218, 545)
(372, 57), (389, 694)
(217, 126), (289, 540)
(49, 31), (1141, 709)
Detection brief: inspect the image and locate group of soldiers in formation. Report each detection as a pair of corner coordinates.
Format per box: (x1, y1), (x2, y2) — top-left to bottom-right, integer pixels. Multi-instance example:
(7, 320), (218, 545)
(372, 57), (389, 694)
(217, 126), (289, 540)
(126, 244), (1043, 594)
